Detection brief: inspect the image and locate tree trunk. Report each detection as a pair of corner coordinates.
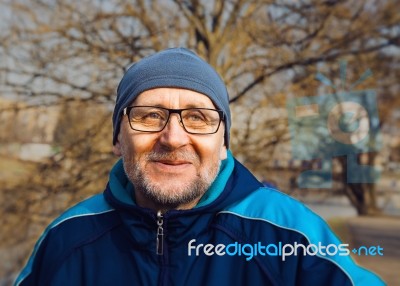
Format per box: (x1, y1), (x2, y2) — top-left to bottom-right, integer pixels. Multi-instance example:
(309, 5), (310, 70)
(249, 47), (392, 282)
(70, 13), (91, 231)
(338, 156), (381, 216)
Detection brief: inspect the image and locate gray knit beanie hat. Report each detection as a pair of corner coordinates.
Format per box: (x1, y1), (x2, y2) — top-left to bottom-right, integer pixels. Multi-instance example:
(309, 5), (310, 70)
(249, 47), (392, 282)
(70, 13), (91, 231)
(112, 47), (231, 147)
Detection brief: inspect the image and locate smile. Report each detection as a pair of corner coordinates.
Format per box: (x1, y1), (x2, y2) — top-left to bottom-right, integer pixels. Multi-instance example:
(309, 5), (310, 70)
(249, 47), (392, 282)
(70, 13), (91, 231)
(151, 160), (193, 172)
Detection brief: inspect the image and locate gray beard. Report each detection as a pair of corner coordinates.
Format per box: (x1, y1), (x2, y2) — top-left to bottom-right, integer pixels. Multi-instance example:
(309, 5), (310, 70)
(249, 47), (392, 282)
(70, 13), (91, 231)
(121, 150), (220, 209)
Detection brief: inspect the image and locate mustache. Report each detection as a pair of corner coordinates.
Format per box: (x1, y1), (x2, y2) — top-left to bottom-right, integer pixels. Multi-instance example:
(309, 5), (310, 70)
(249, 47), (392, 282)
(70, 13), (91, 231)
(145, 149), (199, 162)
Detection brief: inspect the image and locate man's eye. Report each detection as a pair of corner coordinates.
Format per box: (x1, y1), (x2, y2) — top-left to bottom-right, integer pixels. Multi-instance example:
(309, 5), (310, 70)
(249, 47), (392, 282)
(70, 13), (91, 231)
(187, 114), (204, 121)
(131, 109), (165, 122)
(144, 112), (162, 119)
(185, 111), (206, 121)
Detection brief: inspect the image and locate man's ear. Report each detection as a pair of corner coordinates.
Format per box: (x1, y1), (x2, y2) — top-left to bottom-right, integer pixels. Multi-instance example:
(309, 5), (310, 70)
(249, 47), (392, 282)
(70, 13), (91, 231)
(113, 136), (122, 157)
(220, 145), (227, 160)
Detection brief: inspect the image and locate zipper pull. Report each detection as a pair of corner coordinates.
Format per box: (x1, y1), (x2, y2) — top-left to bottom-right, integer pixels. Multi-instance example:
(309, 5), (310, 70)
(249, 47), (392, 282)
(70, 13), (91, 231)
(156, 210), (164, 255)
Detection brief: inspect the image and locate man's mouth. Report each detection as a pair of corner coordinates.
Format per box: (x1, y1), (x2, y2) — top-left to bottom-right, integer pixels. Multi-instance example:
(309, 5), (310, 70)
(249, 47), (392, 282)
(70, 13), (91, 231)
(156, 160), (191, 165)
(151, 159), (193, 172)
(146, 151), (198, 172)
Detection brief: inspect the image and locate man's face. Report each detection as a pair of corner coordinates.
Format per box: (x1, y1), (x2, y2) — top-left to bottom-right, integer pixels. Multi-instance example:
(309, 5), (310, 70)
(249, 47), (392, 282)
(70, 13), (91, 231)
(113, 88), (227, 210)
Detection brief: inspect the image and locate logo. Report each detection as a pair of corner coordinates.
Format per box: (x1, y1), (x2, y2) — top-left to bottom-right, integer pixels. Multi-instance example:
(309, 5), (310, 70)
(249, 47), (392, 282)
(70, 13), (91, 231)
(187, 240), (384, 261)
(287, 61), (382, 188)
(188, 239), (351, 261)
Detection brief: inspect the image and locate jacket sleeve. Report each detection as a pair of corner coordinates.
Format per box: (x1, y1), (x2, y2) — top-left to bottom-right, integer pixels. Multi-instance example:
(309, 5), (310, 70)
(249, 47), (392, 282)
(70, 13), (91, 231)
(14, 230), (53, 286)
(14, 194), (114, 286)
(14, 229), (84, 286)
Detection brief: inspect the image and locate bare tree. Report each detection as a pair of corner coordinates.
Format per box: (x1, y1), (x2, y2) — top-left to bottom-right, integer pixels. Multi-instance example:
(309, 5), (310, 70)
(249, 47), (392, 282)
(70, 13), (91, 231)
(170, 2), (399, 216)
(0, 0), (399, 282)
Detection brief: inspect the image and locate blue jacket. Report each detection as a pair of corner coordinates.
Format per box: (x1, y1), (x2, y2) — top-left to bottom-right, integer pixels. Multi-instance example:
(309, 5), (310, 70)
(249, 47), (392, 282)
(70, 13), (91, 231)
(15, 152), (384, 286)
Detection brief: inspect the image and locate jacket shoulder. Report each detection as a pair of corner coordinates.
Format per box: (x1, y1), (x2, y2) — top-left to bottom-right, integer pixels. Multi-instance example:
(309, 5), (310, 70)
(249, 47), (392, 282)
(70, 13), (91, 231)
(222, 187), (318, 231)
(50, 193), (115, 228)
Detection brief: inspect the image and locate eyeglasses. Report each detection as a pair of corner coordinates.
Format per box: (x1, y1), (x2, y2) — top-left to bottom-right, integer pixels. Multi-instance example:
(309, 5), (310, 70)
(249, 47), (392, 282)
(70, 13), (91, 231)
(123, 106), (224, 134)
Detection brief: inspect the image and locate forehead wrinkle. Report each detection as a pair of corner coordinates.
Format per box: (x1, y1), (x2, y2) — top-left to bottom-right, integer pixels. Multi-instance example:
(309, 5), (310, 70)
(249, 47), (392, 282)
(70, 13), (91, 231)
(134, 88), (216, 109)
(175, 88), (217, 109)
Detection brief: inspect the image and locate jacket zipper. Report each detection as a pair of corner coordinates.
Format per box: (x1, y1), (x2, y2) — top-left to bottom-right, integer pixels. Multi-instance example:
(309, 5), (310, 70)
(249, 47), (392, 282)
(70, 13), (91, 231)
(156, 210), (164, 255)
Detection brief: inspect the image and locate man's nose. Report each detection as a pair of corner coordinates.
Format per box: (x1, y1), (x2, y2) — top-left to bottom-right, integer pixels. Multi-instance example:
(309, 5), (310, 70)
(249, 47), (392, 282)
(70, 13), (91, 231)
(157, 114), (190, 149)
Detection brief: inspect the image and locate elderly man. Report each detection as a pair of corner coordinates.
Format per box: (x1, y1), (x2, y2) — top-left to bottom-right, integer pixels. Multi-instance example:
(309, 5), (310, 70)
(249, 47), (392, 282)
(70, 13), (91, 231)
(15, 48), (384, 286)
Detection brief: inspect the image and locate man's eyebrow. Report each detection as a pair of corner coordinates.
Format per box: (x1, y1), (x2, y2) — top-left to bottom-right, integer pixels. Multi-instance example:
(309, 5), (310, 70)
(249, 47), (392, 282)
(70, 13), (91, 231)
(135, 103), (215, 109)
(132, 103), (165, 108)
(183, 103), (217, 109)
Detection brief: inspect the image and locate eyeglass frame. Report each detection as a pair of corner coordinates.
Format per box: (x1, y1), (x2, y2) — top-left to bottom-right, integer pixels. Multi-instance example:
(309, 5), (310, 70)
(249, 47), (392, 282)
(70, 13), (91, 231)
(123, 105), (225, 134)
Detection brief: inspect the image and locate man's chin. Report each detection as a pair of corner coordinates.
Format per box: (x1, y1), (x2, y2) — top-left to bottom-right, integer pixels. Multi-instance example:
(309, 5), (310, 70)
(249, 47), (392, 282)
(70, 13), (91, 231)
(146, 181), (195, 194)
(146, 168), (198, 182)
(140, 186), (202, 207)
(139, 176), (208, 204)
